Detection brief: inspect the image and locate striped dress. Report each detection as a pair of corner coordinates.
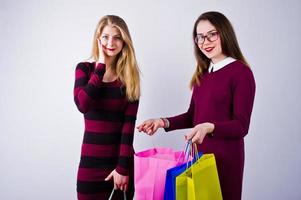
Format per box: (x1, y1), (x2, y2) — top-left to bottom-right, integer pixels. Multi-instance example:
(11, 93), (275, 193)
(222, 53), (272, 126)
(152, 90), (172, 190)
(74, 62), (139, 200)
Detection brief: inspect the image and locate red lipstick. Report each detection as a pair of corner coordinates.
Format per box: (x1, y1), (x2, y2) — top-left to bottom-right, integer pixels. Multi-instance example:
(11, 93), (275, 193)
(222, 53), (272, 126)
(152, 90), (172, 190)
(204, 47), (214, 52)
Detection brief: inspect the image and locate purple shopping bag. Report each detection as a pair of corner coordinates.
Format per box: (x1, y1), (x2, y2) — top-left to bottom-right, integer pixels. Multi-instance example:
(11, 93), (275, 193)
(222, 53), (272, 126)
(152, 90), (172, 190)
(134, 147), (185, 200)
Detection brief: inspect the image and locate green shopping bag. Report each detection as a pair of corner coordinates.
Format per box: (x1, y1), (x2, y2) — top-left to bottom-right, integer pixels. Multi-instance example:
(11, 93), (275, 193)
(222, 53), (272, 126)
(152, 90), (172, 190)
(176, 154), (223, 200)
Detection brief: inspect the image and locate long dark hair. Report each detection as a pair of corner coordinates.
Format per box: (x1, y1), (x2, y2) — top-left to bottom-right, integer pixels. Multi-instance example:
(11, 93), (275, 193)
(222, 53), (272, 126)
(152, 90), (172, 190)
(190, 11), (248, 88)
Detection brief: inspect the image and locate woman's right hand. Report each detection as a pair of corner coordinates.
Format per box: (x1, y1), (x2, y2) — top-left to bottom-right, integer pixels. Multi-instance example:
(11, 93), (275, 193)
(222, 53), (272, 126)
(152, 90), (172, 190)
(137, 118), (164, 135)
(97, 38), (106, 64)
(104, 169), (129, 191)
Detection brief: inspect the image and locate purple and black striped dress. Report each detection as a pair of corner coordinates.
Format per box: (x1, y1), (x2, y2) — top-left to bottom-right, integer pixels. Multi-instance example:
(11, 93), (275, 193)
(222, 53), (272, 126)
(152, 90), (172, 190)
(74, 62), (139, 200)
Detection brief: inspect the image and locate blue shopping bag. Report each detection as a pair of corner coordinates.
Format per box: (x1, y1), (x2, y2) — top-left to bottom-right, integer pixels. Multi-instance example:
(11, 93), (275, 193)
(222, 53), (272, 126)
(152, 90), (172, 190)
(164, 143), (202, 200)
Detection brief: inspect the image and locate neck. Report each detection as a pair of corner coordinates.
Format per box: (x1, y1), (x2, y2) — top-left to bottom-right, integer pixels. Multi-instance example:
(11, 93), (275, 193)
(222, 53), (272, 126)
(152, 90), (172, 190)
(211, 54), (227, 64)
(97, 56), (116, 68)
(106, 60), (117, 72)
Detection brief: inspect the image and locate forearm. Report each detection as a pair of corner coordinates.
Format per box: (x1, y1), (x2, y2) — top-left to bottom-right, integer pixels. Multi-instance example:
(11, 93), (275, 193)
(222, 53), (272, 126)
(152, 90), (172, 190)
(164, 112), (194, 132)
(116, 100), (139, 175)
(74, 63), (105, 113)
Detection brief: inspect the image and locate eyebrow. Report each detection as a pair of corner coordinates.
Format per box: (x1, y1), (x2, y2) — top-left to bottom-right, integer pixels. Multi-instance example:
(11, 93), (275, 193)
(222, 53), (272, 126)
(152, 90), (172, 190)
(102, 33), (122, 37)
(197, 29), (217, 35)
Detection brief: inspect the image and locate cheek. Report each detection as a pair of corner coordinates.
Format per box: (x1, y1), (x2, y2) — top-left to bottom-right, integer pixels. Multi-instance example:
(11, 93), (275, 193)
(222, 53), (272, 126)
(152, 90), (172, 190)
(199, 45), (208, 54)
(197, 44), (204, 52)
(215, 40), (222, 51)
(215, 44), (223, 54)
(100, 39), (107, 46)
(200, 48), (206, 55)
(116, 42), (124, 51)
(117, 41), (124, 48)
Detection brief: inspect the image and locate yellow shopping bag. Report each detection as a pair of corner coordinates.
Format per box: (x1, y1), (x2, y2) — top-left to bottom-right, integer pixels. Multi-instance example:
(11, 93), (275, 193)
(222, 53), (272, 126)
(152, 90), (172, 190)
(176, 154), (223, 200)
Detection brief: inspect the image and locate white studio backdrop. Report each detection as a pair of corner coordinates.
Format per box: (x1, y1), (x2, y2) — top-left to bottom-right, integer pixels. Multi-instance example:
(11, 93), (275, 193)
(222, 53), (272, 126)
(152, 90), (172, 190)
(0, 0), (300, 199)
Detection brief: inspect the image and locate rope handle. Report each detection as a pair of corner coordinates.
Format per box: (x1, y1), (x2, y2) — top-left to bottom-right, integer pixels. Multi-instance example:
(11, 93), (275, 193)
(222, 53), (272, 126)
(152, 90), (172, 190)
(108, 188), (127, 200)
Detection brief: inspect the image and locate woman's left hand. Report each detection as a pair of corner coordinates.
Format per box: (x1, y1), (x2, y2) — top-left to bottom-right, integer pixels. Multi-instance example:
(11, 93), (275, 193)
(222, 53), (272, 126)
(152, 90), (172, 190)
(105, 169), (129, 191)
(185, 122), (215, 144)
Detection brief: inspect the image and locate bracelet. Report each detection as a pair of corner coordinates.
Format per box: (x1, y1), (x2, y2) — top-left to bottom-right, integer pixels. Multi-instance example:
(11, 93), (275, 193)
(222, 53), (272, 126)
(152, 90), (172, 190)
(160, 118), (170, 129)
(165, 118), (170, 129)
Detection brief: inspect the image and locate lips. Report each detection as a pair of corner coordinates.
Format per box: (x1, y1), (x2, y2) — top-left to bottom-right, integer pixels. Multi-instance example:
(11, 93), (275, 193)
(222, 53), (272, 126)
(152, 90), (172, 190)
(102, 45), (115, 51)
(204, 47), (214, 53)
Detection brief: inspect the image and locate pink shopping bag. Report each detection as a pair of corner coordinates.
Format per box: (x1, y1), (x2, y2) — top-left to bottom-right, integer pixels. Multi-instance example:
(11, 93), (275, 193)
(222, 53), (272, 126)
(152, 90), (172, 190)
(134, 147), (185, 200)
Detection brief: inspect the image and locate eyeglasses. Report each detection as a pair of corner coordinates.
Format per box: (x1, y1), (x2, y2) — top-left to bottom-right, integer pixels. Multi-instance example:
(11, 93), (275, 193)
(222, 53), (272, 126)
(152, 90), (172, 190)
(194, 31), (219, 45)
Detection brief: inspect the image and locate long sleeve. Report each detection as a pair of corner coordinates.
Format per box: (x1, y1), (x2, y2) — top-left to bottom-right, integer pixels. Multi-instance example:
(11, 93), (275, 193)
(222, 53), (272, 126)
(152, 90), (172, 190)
(115, 100), (139, 175)
(73, 62), (105, 113)
(165, 90), (195, 132)
(212, 68), (256, 139)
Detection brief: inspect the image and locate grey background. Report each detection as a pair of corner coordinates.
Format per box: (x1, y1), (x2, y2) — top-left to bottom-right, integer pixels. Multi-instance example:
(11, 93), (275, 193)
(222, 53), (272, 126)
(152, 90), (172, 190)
(0, 0), (300, 199)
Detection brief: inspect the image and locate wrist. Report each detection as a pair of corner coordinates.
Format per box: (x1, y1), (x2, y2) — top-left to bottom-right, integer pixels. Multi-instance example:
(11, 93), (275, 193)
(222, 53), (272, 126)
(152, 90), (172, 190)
(206, 122), (215, 133)
(115, 166), (128, 176)
(160, 118), (170, 129)
(159, 118), (165, 128)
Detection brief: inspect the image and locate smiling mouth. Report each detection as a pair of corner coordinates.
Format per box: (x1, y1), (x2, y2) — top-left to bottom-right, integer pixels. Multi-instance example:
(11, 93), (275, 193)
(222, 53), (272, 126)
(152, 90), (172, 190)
(204, 47), (214, 52)
(102, 45), (115, 51)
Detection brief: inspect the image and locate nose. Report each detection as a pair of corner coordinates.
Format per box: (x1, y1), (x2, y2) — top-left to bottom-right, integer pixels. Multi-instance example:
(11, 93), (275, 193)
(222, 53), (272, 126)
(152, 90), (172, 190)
(202, 36), (211, 46)
(107, 37), (115, 47)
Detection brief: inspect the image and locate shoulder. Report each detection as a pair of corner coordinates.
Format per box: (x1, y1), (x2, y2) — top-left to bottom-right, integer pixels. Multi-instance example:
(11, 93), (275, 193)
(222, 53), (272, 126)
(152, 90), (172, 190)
(229, 61), (256, 88)
(75, 60), (94, 74)
(229, 60), (254, 77)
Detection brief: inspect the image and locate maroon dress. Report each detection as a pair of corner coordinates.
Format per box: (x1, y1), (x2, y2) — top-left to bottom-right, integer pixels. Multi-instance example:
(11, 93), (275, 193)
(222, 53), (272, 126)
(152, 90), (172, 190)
(74, 62), (139, 200)
(166, 60), (256, 200)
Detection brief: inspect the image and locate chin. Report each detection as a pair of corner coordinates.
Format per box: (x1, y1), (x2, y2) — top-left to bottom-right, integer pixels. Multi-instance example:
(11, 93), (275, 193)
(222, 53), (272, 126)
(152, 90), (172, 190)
(204, 53), (214, 60)
(208, 53), (219, 60)
(106, 52), (117, 57)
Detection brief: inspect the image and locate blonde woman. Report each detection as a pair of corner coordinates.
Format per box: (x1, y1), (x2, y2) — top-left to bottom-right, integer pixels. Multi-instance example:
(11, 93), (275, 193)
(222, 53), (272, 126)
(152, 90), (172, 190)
(74, 15), (140, 199)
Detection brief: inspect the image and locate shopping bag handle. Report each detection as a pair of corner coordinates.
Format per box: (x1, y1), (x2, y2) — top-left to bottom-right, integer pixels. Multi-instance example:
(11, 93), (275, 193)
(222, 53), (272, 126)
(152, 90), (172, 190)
(108, 188), (127, 200)
(177, 140), (193, 164)
(186, 141), (200, 169)
(192, 142), (200, 160)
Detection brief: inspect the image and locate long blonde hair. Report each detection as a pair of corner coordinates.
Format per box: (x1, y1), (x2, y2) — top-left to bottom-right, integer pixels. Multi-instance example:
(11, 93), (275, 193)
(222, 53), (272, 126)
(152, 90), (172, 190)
(91, 15), (140, 101)
(190, 11), (249, 89)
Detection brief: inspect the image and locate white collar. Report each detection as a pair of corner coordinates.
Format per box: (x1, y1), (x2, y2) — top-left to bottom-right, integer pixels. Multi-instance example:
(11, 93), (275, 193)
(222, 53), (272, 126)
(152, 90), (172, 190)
(208, 57), (236, 73)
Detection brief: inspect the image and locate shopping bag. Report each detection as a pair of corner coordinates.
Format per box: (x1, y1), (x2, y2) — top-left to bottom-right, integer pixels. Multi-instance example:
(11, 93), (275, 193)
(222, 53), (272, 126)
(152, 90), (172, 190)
(176, 154), (222, 200)
(164, 151), (203, 200)
(134, 147), (185, 200)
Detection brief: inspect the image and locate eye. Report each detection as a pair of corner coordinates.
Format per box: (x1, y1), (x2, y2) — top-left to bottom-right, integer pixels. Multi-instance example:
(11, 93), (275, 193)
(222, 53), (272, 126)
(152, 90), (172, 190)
(197, 34), (204, 40)
(114, 36), (122, 41)
(102, 35), (109, 40)
(209, 32), (218, 37)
